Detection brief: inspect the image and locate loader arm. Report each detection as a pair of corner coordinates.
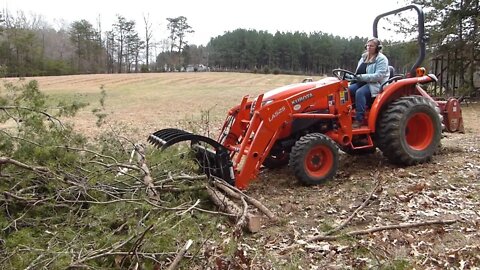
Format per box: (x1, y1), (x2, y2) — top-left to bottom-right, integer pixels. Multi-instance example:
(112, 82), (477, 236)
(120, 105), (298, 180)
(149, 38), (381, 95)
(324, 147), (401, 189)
(225, 80), (352, 189)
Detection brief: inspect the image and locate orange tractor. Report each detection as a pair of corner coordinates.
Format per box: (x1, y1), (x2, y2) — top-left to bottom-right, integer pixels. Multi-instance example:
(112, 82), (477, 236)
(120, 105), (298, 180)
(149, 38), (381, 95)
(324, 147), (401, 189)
(149, 5), (464, 189)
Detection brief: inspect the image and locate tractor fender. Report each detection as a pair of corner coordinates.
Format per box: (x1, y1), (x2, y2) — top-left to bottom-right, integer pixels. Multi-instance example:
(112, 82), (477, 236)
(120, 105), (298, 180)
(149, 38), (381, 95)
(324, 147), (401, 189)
(368, 76), (436, 132)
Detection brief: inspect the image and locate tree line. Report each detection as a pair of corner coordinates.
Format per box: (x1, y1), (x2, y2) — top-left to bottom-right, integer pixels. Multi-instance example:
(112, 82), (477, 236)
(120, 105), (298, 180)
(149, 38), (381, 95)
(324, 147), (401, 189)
(0, 0), (478, 94)
(413, 0), (479, 94)
(0, 9), (416, 77)
(0, 10), (198, 76)
(206, 29), (421, 75)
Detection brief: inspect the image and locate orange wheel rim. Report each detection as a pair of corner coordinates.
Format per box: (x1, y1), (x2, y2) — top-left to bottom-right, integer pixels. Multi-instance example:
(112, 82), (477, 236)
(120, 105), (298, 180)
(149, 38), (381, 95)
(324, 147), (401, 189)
(304, 145), (333, 177)
(405, 112), (434, 150)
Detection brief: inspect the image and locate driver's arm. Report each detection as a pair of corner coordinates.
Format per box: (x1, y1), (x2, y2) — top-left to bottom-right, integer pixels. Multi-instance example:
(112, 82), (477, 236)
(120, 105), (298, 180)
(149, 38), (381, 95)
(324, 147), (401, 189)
(356, 55), (389, 83)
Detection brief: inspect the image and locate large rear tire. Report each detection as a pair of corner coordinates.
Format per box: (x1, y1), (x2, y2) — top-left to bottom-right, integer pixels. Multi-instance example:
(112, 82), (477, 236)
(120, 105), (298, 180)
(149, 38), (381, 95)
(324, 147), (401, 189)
(289, 133), (339, 185)
(377, 96), (441, 165)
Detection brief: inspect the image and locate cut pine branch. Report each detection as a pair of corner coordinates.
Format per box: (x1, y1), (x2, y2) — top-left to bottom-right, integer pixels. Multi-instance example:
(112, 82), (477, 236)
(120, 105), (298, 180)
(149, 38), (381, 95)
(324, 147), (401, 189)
(0, 156), (51, 176)
(134, 144), (159, 200)
(166, 239), (193, 270)
(212, 177), (277, 221)
(206, 186), (262, 233)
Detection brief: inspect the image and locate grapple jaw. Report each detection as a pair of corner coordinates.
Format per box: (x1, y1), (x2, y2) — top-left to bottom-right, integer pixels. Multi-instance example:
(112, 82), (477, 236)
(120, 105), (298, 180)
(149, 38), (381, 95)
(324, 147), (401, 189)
(148, 128), (235, 185)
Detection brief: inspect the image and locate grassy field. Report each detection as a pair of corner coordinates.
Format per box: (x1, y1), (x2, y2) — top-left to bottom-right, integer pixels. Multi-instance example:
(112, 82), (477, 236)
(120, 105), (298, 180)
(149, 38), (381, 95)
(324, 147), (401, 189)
(3, 72), (480, 268)
(6, 72), (321, 139)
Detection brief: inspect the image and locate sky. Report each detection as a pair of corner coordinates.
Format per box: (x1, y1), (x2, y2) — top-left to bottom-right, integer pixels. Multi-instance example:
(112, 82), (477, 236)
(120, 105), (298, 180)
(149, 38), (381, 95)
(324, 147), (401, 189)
(3, 0), (408, 46)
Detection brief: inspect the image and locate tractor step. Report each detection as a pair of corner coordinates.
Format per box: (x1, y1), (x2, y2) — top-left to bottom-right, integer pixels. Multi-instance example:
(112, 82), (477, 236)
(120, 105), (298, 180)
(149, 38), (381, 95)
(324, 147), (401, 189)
(350, 134), (374, 149)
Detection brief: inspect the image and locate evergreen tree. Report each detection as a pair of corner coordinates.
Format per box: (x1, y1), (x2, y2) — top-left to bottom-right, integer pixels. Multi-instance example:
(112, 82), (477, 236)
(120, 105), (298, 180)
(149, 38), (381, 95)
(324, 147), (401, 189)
(413, 0), (479, 94)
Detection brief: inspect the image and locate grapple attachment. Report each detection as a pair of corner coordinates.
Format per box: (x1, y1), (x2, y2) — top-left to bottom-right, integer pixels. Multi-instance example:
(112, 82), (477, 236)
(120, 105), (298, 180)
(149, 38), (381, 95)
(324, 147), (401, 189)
(148, 128), (235, 185)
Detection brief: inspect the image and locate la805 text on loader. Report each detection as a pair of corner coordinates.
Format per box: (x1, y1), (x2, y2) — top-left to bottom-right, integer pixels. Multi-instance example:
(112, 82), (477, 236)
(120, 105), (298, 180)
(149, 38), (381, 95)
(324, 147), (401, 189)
(148, 4), (464, 189)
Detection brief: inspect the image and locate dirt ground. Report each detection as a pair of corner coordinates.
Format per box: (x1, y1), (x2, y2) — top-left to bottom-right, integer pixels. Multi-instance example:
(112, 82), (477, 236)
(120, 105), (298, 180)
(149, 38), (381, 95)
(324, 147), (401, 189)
(240, 102), (480, 269)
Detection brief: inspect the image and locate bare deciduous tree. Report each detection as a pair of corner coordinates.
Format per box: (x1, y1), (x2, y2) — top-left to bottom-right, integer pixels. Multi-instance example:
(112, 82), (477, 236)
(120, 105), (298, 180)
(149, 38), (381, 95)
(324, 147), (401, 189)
(143, 13), (153, 71)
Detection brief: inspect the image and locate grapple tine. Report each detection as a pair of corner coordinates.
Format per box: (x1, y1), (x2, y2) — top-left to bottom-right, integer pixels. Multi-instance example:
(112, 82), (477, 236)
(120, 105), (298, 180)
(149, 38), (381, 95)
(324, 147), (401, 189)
(148, 135), (165, 148)
(147, 128), (235, 185)
(148, 128), (192, 149)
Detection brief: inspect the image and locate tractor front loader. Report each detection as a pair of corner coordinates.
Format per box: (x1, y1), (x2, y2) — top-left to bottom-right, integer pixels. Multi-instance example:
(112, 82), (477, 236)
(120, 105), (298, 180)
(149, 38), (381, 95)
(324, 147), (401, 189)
(148, 4), (464, 189)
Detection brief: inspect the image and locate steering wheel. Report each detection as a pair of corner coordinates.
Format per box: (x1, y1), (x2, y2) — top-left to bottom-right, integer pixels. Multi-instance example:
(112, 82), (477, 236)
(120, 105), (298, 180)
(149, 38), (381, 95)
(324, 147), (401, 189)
(332, 69), (356, 81)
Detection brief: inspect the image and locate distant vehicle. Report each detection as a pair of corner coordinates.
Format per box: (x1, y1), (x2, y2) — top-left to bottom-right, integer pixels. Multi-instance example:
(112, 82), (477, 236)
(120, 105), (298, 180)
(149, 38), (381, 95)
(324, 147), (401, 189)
(186, 64), (209, 72)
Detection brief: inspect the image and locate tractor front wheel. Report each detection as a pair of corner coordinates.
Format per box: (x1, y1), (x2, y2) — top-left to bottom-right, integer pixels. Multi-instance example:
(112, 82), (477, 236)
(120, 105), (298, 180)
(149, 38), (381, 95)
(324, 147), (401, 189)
(377, 96), (442, 165)
(289, 133), (339, 185)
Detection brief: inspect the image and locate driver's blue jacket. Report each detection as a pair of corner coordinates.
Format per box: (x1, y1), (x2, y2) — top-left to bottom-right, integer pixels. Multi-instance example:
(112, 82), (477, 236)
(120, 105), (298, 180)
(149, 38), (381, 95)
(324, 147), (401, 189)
(355, 52), (390, 97)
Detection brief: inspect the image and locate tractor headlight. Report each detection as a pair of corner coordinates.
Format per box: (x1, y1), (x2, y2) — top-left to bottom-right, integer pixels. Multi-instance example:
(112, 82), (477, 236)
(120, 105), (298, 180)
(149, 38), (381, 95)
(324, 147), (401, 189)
(262, 100), (274, 106)
(250, 99), (274, 117)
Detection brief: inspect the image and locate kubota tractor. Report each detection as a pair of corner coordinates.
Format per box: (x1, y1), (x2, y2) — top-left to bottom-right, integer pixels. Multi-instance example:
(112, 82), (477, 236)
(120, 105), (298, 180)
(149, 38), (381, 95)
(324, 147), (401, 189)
(148, 5), (464, 189)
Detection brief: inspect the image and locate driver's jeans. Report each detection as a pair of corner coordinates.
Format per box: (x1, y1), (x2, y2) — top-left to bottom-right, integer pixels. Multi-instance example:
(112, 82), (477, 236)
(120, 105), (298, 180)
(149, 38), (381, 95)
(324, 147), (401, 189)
(348, 82), (372, 122)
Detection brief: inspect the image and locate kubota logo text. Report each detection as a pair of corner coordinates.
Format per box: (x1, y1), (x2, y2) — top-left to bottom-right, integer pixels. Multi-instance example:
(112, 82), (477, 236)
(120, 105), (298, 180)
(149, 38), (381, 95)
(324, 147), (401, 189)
(291, 93), (313, 105)
(269, 106), (286, 122)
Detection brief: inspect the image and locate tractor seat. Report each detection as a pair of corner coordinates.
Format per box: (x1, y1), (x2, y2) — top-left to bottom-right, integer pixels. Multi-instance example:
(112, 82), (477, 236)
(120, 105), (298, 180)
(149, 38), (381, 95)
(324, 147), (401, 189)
(388, 65), (395, 79)
(366, 66), (397, 107)
(379, 66), (403, 93)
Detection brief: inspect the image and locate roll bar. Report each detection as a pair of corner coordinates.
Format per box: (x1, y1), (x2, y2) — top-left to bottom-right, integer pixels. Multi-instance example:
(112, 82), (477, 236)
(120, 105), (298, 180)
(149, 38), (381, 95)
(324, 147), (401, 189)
(373, 4), (426, 77)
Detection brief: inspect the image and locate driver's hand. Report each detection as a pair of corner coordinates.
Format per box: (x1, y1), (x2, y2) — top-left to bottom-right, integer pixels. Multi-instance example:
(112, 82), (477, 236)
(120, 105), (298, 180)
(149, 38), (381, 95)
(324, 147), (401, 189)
(345, 74), (357, 80)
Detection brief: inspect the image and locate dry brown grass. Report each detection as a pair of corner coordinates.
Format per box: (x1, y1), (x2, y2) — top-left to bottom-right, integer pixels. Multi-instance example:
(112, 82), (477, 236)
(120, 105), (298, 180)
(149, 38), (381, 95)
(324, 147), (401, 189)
(4, 72), (321, 139)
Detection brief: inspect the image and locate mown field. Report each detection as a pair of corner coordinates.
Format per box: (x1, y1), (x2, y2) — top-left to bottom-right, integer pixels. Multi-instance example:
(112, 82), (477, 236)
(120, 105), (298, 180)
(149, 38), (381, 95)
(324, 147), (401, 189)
(9, 72), (320, 139)
(3, 72), (480, 269)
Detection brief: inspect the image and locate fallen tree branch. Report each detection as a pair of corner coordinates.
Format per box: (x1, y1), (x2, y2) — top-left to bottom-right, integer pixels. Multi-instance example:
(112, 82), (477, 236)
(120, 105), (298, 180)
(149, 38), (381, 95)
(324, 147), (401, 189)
(61, 145), (122, 164)
(71, 223), (156, 266)
(71, 238), (135, 266)
(166, 239), (193, 270)
(25, 253), (47, 270)
(134, 144), (159, 200)
(177, 199), (201, 215)
(206, 186), (262, 233)
(0, 129), (42, 147)
(308, 219), (459, 242)
(156, 185), (206, 192)
(0, 156), (51, 176)
(2, 191), (52, 205)
(281, 219), (458, 254)
(212, 178), (277, 220)
(324, 174), (381, 236)
(154, 174), (208, 187)
(280, 219), (458, 254)
(235, 197), (248, 234)
(121, 224), (154, 268)
(0, 105), (66, 129)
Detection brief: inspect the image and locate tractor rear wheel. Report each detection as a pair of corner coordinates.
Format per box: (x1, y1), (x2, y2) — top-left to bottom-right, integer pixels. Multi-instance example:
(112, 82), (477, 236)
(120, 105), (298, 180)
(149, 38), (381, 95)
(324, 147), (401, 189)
(289, 133), (339, 185)
(377, 96), (441, 165)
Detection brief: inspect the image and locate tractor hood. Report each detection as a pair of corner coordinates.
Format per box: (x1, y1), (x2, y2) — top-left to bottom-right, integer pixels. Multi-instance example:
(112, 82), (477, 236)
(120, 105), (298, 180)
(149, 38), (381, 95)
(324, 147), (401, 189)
(262, 76), (339, 103)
